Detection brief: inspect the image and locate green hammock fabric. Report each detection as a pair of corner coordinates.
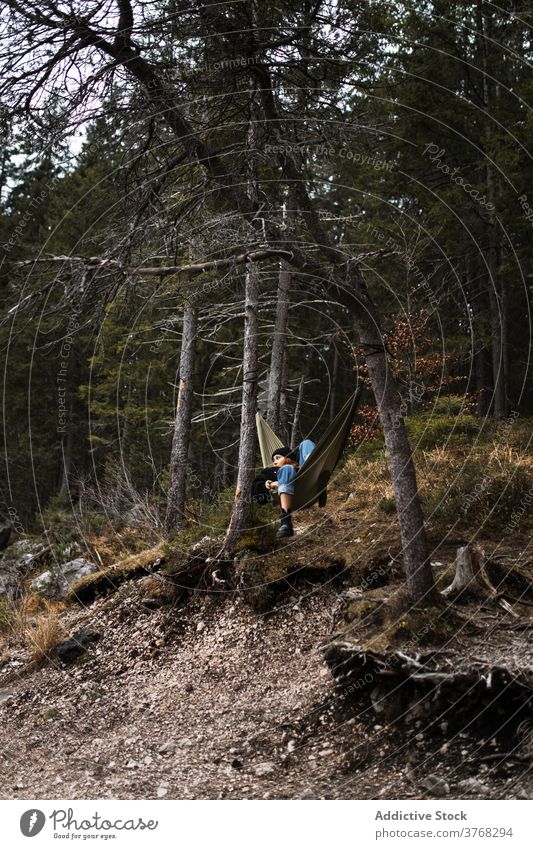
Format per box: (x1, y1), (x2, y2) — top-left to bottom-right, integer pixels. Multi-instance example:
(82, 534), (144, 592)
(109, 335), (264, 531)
(255, 388), (362, 510)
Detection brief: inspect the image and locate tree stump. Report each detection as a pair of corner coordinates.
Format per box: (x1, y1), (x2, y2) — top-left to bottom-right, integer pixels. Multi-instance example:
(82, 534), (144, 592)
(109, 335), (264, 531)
(443, 543), (498, 601)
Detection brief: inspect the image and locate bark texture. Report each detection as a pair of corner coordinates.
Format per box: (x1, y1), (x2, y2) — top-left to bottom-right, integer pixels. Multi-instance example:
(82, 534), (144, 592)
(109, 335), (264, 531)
(353, 299), (434, 603)
(165, 306), (198, 534)
(266, 260), (291, 435)
(225, 261), (260, 551)
(290, 375), (305, 447)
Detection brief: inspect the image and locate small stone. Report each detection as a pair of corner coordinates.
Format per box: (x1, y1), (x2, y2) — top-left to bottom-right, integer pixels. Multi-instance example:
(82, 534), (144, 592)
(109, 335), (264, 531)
(513, 786), (529, 800)
(143, 755), (153, 766)
(196, 621), (206, 633)
(421, 775), (450, 797)
(254, 762), (275, 777)
(287, 740), (296, 753)
(125, 760), (137, 769)
(158, 741), (176, 755)
(300, 789), (315, 799)
(156, 786), (168, 798)
(456, 778), (489, 795)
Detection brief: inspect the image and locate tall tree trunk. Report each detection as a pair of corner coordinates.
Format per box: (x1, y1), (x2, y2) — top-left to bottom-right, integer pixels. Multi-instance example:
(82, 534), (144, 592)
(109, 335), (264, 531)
(266, 255), (291, 434)
(165, 305), (198, 534)
(225, 261), (259, 550)
(221, 447), (230, 490)
(468, 262), (493, 417)
(291, 375), (305, 446)
(279, 345), (290, 442)
(225, 74), (261, 550)
(475, 342), (493, 417)
(350, 294), (434, 604)
(58, 392), (74, 501)
(329, 335), (339, 423)
(487, 219), (507, 418)
(479, 1), (507, 418)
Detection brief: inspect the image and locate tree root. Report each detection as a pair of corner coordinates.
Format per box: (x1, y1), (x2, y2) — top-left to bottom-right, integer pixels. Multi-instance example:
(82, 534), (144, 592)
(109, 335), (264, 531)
(322, 640), (533, 735)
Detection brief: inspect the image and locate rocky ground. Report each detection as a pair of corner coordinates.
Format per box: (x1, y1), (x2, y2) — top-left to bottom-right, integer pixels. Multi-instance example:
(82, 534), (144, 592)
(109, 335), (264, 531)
(0, 560), (531, 800)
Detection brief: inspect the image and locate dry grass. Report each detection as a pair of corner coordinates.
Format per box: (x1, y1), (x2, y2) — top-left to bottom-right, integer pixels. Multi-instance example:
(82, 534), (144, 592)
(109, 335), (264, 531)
(23, 603), (64, 666)
(339, 420), (533, 534)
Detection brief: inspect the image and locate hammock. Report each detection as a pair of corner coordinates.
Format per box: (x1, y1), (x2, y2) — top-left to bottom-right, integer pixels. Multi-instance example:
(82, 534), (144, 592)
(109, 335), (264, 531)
(255, 388), (362, 510)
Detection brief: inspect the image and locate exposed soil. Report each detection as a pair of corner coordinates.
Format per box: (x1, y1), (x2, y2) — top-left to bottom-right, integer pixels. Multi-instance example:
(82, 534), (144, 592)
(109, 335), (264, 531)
(0, 551), (531, 800)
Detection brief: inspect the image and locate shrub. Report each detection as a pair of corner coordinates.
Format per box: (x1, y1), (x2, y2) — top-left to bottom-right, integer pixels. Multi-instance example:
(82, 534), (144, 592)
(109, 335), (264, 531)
(429, 395), (475, 416)
(407, 412), (479, 450)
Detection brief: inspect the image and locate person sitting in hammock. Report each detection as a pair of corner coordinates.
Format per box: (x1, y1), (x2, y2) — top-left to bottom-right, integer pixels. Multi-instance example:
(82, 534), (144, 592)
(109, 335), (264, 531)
(266, 439), (316, 538)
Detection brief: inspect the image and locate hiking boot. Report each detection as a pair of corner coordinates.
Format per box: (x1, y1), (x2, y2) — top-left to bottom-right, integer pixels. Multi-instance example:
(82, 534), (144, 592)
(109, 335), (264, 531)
(276, 508), (294, 538)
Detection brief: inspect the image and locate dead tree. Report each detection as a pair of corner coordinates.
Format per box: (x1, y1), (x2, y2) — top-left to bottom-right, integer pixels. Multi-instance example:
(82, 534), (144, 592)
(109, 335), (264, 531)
(329, 334), (339, 423)
(266, 242), (291, 435)
(225, 262), (260, 550)
(442, 543), (497, 601)
(165, 305), (198, 534)
(225, 80), (261, 550)
(290, 374), (305, 446)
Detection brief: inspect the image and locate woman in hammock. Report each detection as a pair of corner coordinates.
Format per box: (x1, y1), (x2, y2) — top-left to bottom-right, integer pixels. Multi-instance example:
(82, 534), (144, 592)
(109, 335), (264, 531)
(265, 439), (315, 537)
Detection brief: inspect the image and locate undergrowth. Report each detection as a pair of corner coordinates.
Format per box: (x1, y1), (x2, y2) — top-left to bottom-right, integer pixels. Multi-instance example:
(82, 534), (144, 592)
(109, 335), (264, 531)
(343, 413), (533, 535)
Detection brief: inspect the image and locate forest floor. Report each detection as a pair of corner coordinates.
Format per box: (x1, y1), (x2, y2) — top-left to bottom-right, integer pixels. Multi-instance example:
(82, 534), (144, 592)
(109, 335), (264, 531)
(1, 473), (532, 800)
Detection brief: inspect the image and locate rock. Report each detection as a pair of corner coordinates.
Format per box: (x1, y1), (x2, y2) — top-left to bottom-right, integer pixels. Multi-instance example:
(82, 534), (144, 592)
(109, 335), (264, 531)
(421, 775), (450, 797)
(0, 569), (18, 598)
(300, 789), (315, 799)
(456, 778), (489, 795)
(1, 539), (48, 598)
(5, 539), (44, 559)
(253, 762), (275, 777)
(196, 621), (206, 633)
(158, 740), (176, 755)
(122, 505), (143, 526)
(31, 558), (99, 599)
(513, 786), (529, 800)
(56, 627), (100, 664)
(156, 786), (168, 798)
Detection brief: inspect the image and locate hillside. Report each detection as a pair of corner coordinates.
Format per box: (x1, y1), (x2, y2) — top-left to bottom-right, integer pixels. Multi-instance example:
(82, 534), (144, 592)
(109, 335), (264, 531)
(0, 414), (532, 800)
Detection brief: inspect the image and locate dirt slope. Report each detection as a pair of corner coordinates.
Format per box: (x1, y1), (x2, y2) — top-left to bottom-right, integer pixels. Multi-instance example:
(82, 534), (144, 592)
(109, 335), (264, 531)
(1, 568), (531, 800)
